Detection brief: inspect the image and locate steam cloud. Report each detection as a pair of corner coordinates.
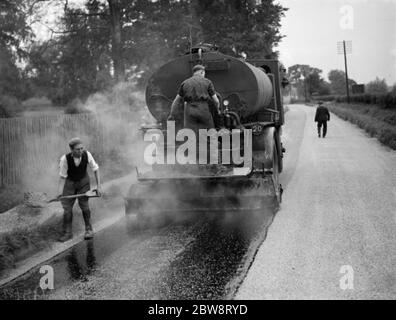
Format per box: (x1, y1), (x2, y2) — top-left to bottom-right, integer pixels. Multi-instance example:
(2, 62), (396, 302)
(19, 82), (154, 197)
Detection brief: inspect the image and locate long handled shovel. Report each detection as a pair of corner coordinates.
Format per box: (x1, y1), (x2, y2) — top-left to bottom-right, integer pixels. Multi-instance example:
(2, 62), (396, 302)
(47, 190), (101, 203)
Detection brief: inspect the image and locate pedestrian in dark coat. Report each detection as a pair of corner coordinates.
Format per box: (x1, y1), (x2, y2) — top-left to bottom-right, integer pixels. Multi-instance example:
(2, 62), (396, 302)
(315, 101), (331, 138)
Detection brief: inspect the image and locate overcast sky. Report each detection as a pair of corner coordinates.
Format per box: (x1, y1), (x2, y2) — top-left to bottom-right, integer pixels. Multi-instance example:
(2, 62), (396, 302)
(276, 0), (396, 85)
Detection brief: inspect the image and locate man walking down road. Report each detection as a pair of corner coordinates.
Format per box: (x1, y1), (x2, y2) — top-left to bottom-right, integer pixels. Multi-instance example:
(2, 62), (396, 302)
(57, 138), (101, 242)
(315, 101), (331, 138)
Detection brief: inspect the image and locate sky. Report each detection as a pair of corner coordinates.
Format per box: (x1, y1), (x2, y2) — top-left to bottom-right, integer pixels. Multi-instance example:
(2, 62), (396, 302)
(276, 0), (396, 85)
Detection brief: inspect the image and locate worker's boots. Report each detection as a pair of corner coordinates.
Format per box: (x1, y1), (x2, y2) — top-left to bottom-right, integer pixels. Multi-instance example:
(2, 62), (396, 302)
(84, 229), (94, 240)
(82, 210), (94, 240)
(58, 231), (72, 242)
(58, 212), (73, 242)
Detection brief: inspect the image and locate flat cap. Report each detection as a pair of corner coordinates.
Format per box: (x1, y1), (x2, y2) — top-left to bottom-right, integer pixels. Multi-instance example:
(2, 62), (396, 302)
(192, 64), (205, 73)
(68, 137), (83, 149)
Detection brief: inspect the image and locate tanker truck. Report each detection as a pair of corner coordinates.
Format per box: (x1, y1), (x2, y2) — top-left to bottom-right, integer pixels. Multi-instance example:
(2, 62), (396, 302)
(125, 44), (287, 225)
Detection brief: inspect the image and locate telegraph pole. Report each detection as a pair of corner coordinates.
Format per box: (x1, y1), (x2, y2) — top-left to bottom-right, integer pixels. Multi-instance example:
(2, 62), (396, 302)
(343, 41), (350, 103)
(337, 40), (352, 103)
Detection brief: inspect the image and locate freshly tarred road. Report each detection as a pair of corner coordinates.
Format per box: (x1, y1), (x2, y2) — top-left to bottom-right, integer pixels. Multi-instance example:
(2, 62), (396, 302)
(1, 104), (394, 300)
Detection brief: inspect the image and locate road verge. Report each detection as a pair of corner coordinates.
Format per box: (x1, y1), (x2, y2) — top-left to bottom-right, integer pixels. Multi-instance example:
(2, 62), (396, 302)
(327, 102), (396, 150)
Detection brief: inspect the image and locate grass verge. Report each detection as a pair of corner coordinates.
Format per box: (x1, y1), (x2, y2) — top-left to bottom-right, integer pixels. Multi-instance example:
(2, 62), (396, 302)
(0, 186), (24, 214)
(328, 102), (396, 150)
(0, 179), (128, 278)
(0, 219), (62, 274)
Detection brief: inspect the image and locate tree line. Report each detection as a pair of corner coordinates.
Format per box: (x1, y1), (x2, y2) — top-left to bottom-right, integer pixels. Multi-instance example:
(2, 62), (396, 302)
(286, 64), (395, 101)
(0, 0), (287, 117)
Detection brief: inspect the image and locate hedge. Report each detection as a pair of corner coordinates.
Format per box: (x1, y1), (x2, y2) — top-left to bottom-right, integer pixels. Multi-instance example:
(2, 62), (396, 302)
(314, 93), (396, 109)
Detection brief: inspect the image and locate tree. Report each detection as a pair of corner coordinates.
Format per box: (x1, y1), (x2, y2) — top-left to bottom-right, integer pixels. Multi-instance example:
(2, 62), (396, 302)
(0, 0), (34, 116)
(108, 0), (125, 82)
(287, 64), (329, 100)
(328, 69), (356, 95)
(122, 0), (196, 84)
(391, 84), (396, 95)
(25, 0), (288, 104)
(25, 0), (114, 104)
(0, 0), (31, 58)
(306, 72), (331, 96)
(366, 77), (388, 95)
(0, 47), (23, 97)
(192, 0), (287, 58)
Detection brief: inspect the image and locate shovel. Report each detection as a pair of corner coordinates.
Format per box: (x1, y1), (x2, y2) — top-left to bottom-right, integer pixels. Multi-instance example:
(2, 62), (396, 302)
(47, 189), (101, 203)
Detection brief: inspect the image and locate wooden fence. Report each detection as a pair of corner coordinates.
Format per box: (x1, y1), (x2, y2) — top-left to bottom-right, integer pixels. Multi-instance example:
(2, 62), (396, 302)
(0, 113), (134, 188)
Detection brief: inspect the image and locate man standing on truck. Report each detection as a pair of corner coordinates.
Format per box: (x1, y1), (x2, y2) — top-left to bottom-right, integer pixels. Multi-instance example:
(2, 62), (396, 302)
(315, 101), (331, 138)
(56, 137), (101, 242)
(168, 64), (220, 132)
(168, 64), (221, 164)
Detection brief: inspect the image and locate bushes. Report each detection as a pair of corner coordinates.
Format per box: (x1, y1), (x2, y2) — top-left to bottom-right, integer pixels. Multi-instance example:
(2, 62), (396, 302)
(313, 95), (336, 102)
(314, 93), (396, 109)
(22, 96), (53, 110)
(0, 220), (62, 274)
(0, 186), (24, 214)
(379, 128), (396, 150)
(64, 98), (92, 114)
(1, 95), (58, 118)
(290, 97), (306, 104)
(328, 103), (396, 151)
(0, 95), (23, 118)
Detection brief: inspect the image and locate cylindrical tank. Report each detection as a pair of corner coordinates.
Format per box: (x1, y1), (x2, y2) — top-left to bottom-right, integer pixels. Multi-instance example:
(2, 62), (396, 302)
(146, 50), (273, 123)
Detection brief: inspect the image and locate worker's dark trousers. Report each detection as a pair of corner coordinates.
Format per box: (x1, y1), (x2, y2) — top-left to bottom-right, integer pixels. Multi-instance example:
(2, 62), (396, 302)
(317, 121), (328, 137)
(184, 102), (216, 164)
(61, 175), (92, 235)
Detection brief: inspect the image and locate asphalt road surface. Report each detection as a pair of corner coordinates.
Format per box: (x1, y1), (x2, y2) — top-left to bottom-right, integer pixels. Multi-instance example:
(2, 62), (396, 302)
(0, 211), (274, 300)
(237, 104), (396, 299)
(1, 104), (395, 300)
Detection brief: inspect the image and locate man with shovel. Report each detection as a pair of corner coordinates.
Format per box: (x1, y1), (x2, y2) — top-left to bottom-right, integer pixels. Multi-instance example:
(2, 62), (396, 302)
(56, 137), (101, 242)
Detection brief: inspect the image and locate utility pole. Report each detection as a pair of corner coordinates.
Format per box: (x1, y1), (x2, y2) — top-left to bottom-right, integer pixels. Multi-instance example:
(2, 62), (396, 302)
(343, 41), (350, 103)
(303, 76), (308, 103)
(337, 40), (352, 103)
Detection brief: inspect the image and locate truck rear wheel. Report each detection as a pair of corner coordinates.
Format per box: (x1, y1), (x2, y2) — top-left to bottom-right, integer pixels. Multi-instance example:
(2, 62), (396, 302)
(272, 146), (282, 204)
(275, 130), (283, 173)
